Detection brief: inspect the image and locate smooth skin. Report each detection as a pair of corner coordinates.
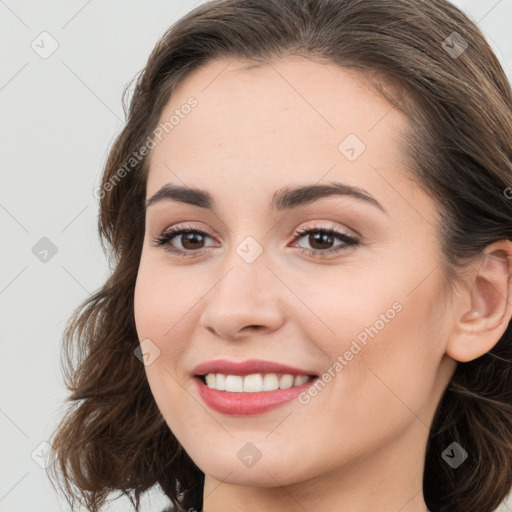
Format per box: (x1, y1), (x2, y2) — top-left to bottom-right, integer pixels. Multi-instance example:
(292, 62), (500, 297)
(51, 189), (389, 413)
(133, 55), (512, 512)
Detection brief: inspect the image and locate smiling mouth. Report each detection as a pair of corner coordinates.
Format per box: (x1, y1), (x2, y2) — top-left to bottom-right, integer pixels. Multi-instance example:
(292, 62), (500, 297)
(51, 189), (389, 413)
(196, 372), (317, 393)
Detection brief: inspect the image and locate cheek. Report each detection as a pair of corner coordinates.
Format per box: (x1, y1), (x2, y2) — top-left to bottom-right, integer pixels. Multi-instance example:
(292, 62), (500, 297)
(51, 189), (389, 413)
(133, 261), (192, 382)
(302, 265), (440, 403)
(134, 258), (194, 342)
(342, 287), (441, 419)
(291, 267), (400, 355)
(133, 265), (192, 426)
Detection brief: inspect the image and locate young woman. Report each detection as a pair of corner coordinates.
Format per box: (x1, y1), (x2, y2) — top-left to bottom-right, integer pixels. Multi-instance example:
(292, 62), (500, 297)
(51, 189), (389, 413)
(48, 1), (512, 511)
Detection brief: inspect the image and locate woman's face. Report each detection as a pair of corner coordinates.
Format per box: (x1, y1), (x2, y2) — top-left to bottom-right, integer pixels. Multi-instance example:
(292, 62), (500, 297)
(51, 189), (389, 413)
(134, 56), (457, 492)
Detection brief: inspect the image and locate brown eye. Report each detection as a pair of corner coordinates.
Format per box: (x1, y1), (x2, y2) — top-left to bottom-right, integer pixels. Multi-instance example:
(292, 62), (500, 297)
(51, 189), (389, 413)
(151, 225), (216, 257)
(179, 231), (207, 250)
(291, 227), (360, 257)
(307, 231), (336, 250)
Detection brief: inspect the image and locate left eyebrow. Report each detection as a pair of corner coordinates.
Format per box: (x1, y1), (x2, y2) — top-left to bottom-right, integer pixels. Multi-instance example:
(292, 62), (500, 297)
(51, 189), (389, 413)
(145, 181), (389, 216)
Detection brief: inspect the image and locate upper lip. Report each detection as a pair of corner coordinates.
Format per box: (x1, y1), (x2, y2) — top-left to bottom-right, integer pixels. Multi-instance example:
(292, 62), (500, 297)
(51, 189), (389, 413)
(193, 359), (318, 377)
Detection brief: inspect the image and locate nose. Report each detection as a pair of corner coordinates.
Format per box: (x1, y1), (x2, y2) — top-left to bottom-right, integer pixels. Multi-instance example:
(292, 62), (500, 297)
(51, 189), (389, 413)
(198, 252), (285, 341)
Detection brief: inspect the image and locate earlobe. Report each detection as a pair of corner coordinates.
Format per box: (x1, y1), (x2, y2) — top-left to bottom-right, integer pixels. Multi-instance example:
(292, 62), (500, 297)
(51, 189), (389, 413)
(446, 240), (512, 363)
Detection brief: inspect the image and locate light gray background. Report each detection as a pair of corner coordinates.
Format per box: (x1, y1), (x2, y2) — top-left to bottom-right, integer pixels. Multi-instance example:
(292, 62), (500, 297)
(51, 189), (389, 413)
(1, 1), (511, 511)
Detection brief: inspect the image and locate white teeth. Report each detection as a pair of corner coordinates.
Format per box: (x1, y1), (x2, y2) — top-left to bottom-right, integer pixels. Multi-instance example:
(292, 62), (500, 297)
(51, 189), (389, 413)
(279, 374), (294, 389)
(225, 375), (243, 392)
(243, 373), (263, 392)
(293, 375), (309, 386)
(262, 373), (279, 391)
(216, 373), (226, 390)
(205, 374), (215, 388)
(203, 372), (313, 392)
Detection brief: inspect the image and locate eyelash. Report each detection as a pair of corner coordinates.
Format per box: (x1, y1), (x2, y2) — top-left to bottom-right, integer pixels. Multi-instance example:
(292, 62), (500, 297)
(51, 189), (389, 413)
(151, 223), (360, 258)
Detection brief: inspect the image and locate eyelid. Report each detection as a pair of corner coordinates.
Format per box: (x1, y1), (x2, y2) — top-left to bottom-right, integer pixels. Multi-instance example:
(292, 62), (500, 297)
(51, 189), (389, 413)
(291, 219), (359, 238)
(154, 220), (216, 238)
(154, 219), (356, 243)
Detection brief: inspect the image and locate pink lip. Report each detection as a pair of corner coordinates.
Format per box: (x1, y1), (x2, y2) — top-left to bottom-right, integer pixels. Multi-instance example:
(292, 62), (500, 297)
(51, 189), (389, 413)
(192, 359), (319, 416)
(194, 376), (318, 416)
(192, 358), (317, 377)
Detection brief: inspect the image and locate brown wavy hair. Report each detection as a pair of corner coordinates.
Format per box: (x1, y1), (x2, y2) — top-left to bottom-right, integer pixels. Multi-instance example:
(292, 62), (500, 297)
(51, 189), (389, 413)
(48, 0), (512, 511)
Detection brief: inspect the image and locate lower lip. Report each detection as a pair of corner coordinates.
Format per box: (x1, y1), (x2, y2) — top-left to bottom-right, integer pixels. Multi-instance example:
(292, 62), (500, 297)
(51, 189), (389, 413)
(194, 376), (318, 415)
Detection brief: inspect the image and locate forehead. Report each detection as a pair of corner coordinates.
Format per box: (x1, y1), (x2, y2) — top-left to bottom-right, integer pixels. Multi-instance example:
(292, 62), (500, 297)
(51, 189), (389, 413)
(145, 56), (413, 208)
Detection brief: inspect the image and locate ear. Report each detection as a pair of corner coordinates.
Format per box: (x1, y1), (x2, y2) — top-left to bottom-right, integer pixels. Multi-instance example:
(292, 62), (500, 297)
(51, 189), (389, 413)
(445, 239), (512, 363)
